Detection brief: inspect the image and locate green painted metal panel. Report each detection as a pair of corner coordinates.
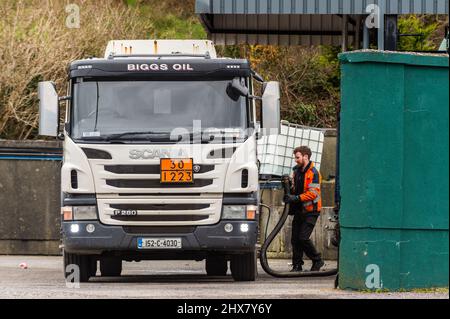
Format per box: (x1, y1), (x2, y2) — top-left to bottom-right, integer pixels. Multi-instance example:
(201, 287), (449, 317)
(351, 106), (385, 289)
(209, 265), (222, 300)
(338, 51), (449, 290)
(339, 228), (449, 290)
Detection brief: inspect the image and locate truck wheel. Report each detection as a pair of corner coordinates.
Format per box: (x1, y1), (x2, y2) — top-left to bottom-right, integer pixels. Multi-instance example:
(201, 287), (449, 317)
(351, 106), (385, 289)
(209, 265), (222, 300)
(230, 251), (257, 281)
(100, 257), (122, 277)
(205, 256), (228, 276)
(63, 250), (95, 282)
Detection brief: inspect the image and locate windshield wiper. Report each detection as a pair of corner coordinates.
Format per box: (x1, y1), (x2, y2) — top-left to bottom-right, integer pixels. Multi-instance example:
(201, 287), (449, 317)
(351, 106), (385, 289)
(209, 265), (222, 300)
(80, 131), (179, 142)
(80, 130), (249, 143)
(103, 131), (179, 141)
(176, 131), (249, 144)
(173, 132), (223, 144)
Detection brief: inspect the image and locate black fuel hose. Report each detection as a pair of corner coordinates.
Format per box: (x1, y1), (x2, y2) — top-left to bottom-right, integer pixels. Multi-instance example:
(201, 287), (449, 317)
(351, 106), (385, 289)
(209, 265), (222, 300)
(259, 175), (338, 278)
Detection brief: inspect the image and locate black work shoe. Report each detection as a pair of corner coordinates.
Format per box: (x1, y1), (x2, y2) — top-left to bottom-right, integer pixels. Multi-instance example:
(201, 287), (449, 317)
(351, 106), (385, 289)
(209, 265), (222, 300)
(290, 265), (303, 272)
(310, 259), (325, 271)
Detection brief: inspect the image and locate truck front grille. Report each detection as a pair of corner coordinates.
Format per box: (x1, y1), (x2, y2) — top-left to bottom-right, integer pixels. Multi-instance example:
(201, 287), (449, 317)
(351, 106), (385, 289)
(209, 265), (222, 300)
(97, 197), (222, 226)
(104, 164), (214, 174)
(106, 179), (213, 188)
(110, 203), (210, 210)
(112, 215), (209, 222)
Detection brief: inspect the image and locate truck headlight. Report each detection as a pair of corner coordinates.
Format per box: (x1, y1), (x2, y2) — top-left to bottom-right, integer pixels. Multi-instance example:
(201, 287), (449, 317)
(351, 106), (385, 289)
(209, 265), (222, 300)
(222, 205), (257, 220)
(222, 205), (246, 219)
(72, 206), (97, 220)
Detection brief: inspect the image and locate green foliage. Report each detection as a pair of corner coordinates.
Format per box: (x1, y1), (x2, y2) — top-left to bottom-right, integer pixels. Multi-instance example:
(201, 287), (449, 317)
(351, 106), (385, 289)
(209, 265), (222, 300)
(317, 46), (341, 88)
(398, 15), (439, 51)
(216, 46), (244, 59)
(411, 287), (449, 293)
(242, 45), (340, 128)
(152, 14), (206, 39)
(124, 0), (138, 6)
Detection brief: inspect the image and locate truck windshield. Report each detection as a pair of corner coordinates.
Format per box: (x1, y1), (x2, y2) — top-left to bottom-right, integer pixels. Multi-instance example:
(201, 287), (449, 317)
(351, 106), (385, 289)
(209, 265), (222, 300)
(71, 80), (248, 142)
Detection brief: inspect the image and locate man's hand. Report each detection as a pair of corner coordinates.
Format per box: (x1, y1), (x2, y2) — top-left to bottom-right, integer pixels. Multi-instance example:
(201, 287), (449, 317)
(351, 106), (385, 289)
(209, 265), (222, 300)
(283, 195), (300, 203)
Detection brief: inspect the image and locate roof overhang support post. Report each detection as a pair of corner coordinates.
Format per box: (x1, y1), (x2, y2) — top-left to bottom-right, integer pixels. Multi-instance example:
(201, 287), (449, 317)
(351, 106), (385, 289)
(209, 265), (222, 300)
(355, 17), (361, 50)
(377, 0), (386, 50)
(342, 15), (349, 52)
(363, 17), (370, 49)
(385, 15), (398, 51)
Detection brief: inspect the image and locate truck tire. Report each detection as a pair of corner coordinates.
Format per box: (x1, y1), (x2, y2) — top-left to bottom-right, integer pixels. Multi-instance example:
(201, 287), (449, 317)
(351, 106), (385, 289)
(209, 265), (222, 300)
(100, 257), (122, 277)
(63, 251), (95, 282)
(230, 251), (257, 281)
(205, 256), (228, 276)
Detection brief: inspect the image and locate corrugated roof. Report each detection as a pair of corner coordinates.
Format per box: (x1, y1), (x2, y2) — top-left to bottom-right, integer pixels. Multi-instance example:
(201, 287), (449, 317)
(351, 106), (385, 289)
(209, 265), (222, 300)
(196, 0), (449, 47)
(205, 14), (357, 45)
(196, 0), (449, 15)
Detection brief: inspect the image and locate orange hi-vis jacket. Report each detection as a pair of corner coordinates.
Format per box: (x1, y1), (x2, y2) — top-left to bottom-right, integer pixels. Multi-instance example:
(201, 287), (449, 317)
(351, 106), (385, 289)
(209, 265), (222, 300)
(291, 161), (322, 213)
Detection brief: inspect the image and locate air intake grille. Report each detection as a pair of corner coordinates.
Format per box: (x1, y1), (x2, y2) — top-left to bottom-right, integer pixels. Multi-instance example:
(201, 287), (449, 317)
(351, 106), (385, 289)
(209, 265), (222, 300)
(104, 164), (214, 174)
(106, 179), (213, 188)
(241, 169), (248, 188)
(82, 148), (112, 159)
(111, 215), (208, 222)
(110, 204), (210, 210)
(70, 170), (78, 189)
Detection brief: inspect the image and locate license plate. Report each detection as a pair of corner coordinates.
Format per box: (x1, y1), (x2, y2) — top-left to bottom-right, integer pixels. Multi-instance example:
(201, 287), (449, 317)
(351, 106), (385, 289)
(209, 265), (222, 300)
(137, 238), (182, 249)
(160, 158), (193, 183)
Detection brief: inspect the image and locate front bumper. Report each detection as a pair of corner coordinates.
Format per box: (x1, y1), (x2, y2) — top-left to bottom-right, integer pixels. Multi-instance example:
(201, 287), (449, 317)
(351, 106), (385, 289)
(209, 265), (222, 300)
(62, 220), (258, 255)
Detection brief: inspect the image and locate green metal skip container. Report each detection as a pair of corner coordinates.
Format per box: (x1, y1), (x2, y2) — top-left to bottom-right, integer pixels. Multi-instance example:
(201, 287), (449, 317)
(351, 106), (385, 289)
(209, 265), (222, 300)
(338, 51), (449, 291)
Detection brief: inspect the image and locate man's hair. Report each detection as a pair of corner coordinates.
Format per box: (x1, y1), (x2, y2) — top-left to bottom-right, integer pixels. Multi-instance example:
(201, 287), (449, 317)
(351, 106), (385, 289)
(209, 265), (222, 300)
(293, 146), (312, 159)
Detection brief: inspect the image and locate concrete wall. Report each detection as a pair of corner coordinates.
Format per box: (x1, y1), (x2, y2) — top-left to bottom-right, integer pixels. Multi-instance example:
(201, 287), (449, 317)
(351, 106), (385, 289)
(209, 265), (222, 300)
(319, 130), (337, 208)
(0, 140), (62, 255)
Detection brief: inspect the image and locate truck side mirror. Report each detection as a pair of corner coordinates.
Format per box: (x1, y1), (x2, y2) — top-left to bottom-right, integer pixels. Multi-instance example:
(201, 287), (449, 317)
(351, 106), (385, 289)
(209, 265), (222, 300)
(38, 81), (59, 137)
(261, 81), (280, 136)
(227, 78), (249, 101)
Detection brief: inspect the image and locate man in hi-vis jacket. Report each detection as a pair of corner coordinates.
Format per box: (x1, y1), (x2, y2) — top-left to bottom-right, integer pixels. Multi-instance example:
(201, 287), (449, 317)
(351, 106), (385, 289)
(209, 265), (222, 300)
(283, 146), (325, 272)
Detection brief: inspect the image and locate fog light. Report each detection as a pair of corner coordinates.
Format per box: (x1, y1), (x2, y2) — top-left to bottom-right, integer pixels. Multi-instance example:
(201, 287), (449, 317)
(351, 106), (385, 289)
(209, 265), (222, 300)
(224, 223), (233, 233)
(86, 224), (95, 233)
(240, 223), (249, 233)
(70, 224), (79, 233)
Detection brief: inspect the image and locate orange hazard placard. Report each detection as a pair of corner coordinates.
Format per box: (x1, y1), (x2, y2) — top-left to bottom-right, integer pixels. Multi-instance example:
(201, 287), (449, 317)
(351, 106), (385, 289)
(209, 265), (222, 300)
(160, 158), (194, 183)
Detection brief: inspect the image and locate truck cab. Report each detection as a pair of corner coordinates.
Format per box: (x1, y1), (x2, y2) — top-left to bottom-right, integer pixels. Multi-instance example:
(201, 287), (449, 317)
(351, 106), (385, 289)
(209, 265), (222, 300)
(38, 40), (280, 282)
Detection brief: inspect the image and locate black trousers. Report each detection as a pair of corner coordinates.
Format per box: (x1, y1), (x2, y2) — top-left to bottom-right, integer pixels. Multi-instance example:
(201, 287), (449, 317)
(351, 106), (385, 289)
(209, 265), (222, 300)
(291, 212), (322, 266)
